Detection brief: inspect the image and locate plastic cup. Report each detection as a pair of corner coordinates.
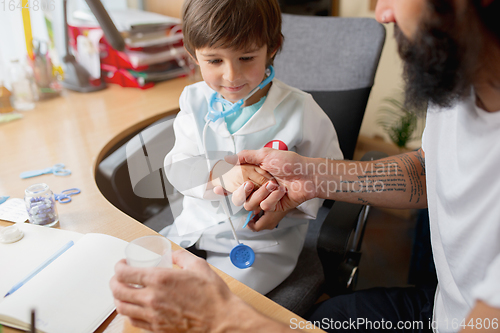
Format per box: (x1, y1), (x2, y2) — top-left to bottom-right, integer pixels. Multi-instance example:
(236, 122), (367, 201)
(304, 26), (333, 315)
(125, 235), (172, 268)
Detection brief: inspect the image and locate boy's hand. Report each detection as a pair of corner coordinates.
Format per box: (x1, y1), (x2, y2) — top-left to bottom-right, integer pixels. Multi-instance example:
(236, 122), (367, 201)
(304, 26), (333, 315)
(246, 209), (289, 232)
(210, 160), (274, 194)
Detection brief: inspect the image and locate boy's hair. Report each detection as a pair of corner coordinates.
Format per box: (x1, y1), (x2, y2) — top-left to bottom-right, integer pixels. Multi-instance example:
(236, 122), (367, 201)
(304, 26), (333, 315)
(182, 0), (283, 65)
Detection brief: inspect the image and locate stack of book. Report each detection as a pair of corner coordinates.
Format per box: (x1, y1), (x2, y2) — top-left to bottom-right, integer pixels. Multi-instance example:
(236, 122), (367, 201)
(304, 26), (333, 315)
(68, 9), (191, 89)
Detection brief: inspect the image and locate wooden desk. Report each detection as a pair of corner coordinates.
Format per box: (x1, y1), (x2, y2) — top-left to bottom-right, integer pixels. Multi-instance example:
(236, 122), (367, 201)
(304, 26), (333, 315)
(0, 79), (321, 332)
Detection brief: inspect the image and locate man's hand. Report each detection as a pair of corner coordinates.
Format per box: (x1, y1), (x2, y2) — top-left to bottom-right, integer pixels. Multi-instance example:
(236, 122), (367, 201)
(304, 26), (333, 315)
(210, 160), (274, 194)
(233, 148), (317, 212)
(110, 250), (245, 332)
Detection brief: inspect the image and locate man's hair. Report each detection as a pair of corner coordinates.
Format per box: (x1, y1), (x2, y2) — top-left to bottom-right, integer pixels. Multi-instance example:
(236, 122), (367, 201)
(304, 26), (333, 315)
(181, 0), (283, 65)
(435, 0), (500, 45)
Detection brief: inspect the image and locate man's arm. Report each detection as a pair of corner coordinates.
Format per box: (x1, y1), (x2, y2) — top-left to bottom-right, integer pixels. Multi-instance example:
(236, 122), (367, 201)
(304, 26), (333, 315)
(111, 251), (294, 333)
(234, 148), (428, 212)
(313, 148), (427, 209)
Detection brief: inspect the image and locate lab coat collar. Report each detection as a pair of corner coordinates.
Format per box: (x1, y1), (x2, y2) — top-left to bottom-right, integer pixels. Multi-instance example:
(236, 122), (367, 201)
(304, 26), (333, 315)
(203, 79), (291, 137)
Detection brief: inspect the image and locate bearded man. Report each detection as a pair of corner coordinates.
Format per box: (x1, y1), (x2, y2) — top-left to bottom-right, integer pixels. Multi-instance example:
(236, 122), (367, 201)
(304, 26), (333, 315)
(110, 1), (500, 332)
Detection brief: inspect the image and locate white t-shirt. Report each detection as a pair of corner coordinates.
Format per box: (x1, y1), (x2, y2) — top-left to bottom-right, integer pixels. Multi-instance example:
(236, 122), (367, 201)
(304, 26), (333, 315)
(422, 92), (500, 332)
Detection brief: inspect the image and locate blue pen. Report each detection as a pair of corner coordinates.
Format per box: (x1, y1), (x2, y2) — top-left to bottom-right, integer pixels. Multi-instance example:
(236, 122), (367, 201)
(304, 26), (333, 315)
(4, 240), (74, 298)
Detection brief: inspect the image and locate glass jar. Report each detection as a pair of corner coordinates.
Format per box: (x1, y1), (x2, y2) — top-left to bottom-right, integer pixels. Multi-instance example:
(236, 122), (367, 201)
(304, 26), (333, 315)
(25, 183), (59, 227)
(9, 59), (38, 111)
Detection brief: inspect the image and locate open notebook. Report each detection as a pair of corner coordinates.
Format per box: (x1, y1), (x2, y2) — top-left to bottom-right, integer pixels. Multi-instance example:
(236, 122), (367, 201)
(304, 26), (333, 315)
(0, 223), (128, 333)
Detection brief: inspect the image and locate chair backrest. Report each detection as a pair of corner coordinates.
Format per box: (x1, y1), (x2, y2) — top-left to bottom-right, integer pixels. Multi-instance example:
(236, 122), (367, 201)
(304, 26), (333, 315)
(274, 14), (385, 160)
(96, 115), (180, 223)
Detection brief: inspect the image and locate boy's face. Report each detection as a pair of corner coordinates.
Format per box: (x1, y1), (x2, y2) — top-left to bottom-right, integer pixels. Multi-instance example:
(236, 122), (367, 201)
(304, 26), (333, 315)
(194, 45), (274, 104)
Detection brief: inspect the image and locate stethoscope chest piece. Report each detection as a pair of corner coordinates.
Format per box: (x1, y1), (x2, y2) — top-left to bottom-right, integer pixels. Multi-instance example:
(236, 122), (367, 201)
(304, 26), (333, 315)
(230, 243), (255, 269)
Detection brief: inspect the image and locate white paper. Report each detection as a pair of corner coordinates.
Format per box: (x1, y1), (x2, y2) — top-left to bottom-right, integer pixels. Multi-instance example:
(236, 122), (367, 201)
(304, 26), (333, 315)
(0, 198), (29, 223)
(0, 224), (83, 296)
(0, 224), (129, 333)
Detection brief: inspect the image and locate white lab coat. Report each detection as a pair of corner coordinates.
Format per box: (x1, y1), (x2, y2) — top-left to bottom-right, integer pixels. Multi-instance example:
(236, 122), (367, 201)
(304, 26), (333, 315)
(163, 79), (343, 294)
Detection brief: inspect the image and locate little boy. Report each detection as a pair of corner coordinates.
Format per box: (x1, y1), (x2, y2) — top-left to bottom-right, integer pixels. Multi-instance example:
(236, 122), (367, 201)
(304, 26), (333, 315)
(162, 0), (343, 294)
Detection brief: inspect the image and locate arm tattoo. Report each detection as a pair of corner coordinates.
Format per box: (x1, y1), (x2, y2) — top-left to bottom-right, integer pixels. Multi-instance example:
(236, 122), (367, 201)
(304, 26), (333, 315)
(399, 153), (425, 204)
(335, 159), (406, 194)
(333, 153), (425, 204)
(415, 149), (426, 176)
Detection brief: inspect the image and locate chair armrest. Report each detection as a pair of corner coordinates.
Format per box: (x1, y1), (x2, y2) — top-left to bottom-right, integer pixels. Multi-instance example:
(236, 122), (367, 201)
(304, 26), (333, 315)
(317, 151), (388, 296)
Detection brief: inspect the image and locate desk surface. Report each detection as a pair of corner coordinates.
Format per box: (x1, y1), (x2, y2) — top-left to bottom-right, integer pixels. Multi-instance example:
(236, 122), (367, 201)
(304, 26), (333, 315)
(0, 79), (321, 333)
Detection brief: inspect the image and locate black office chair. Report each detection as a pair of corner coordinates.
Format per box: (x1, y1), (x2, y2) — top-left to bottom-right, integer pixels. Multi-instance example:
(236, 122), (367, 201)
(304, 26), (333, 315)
(96, 115), (179, 225)
(264, 14), (386, 316)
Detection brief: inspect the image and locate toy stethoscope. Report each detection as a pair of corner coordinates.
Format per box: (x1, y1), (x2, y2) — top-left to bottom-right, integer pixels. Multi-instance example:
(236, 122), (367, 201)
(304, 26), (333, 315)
(207, 66), (275, 122)
(202, 66), (275, 269)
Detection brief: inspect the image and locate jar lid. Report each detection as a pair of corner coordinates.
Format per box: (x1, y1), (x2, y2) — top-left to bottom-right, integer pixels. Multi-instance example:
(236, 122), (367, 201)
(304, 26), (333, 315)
(25, 183), (50, 197)
(0, 225), (24, 244)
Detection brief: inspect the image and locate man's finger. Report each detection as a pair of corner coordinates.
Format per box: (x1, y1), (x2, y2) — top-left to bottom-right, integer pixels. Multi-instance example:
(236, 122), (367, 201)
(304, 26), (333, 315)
(246, 219), (257, 231)
(114, 260), (156, 286)
(232, 181), (254, 206)
(224, 154), (239, 165)
(244, 209), (261, 231)
(243, 181), (278, 211)
(236, 149), (265, 165)
(172, 249), (210, 271)
(254, 166), (274, 180)
(260, 185), (287, 211)
(116, 301), (154, 331)
(111, 274), (150, 306)
(172, 249), (196, 268)
(253, 211), (280, 231)
(249, 172), (274, 190)
(114, 298), (149, 322)
(128, 318), (153, 332)
(213, 185), (229, 196)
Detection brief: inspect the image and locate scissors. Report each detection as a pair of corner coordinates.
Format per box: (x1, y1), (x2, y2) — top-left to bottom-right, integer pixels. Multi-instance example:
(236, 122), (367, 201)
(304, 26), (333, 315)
(20, 164), (71, 179)
(54, 188), (81, 204)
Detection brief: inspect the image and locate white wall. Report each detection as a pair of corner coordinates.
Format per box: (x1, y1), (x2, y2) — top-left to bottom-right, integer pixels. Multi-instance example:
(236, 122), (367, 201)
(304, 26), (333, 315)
(0, 0), (129, 89)
(0, 6), (38, 87)
(340, 0), (424, 149)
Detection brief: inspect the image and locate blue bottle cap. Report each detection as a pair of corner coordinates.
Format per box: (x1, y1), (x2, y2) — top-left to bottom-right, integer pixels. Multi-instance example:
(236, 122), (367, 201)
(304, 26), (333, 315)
(230, 243), (255, 269)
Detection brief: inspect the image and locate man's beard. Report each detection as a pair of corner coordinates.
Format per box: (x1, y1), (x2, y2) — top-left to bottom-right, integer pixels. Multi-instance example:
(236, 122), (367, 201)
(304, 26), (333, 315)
(394, 11), (477, 113)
